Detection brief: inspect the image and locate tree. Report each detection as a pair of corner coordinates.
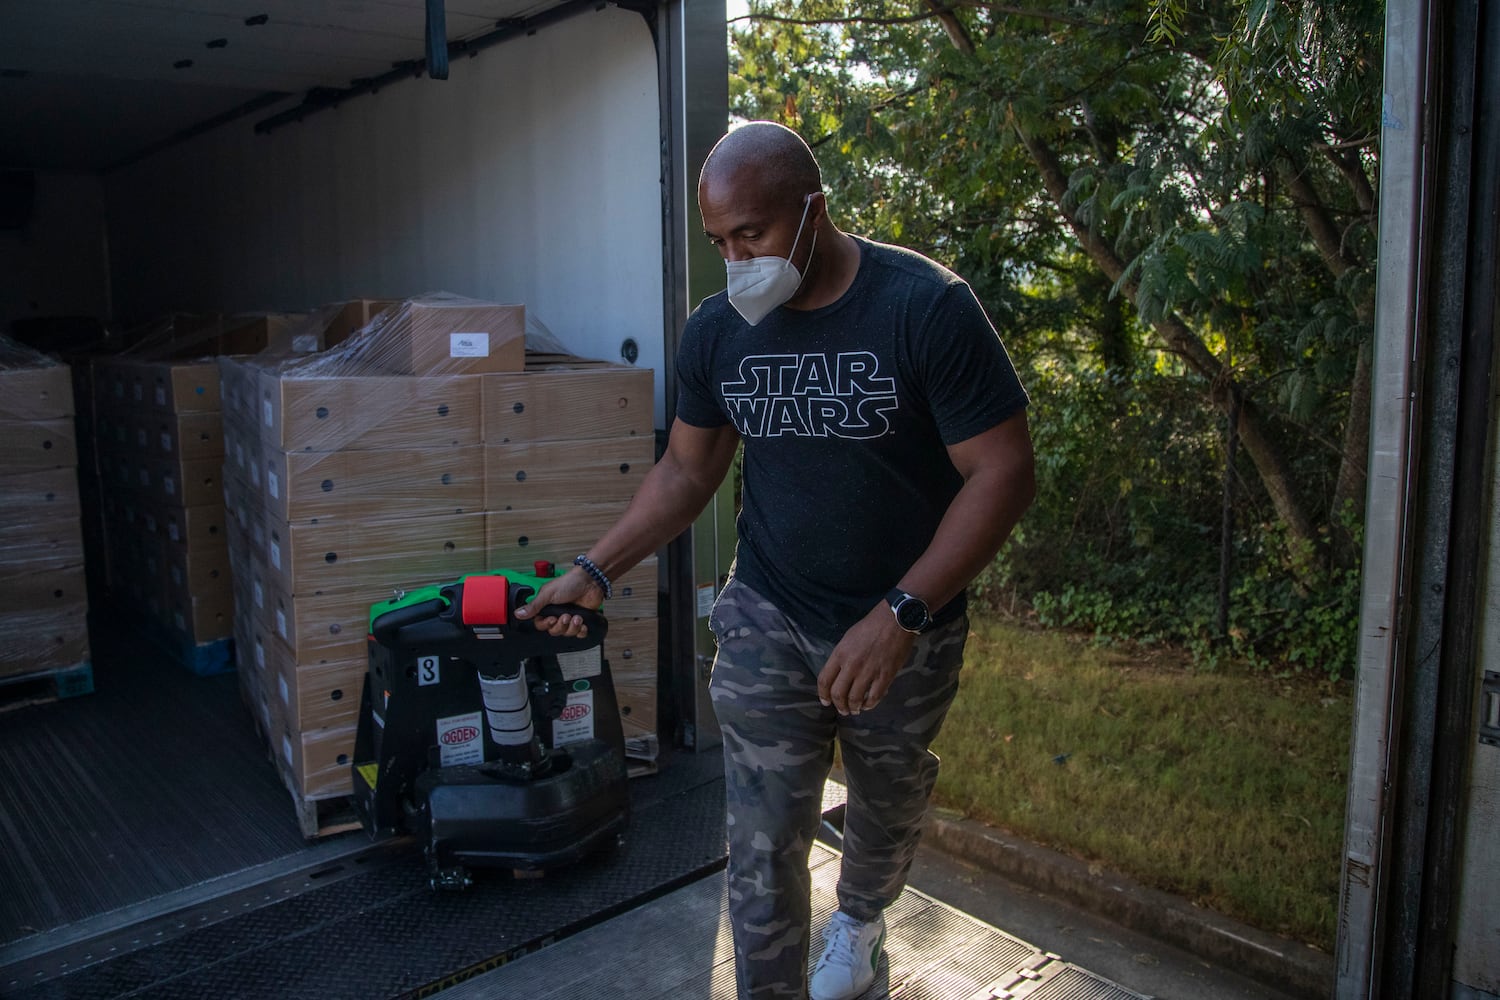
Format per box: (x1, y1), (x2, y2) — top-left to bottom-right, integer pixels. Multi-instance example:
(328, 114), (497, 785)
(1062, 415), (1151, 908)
(731, 0), (1381, 668)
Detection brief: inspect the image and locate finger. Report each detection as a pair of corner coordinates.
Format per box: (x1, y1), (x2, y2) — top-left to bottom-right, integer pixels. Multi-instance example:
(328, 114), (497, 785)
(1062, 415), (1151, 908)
(817, 660), (839, 707)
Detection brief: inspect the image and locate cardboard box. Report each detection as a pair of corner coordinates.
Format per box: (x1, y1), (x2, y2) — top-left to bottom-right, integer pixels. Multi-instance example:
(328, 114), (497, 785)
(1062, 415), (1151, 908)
(223, 419), (264, 484)
(263, 445), (484, 524)
(266, 512), (487, 595)
(142, 360), (221, 413)
(165, 540), (231, 600)
(146, 411), (224, 461)
(0, 364), (74, 421)
(279, 720), (357, 799)
(0, 606), (90, 678)
(0, 563), (88, 613)
(156, 456), (224, 507)
(607, 616), (658, 738)
(263, 583), (371, 663)
(162, 503), (228, 550)
(272, 649), (364, 733)
(484, 503), (627, 572)
(219, 313), (310, 357)
(483, 437), (652, 511)
(0, 419), (79, 471)
(1, 515), (85, 571)
(165, 587), (233, 643)
(322, 299), (399, 350)
(0, 468), (82, 524)
(481, 366), (653, 443)
(358, 300), (525, 376)
(258, 372), (482, 453)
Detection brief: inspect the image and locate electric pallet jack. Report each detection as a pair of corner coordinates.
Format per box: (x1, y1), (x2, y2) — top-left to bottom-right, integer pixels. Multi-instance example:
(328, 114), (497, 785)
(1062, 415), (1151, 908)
(351, 562), (630, 889)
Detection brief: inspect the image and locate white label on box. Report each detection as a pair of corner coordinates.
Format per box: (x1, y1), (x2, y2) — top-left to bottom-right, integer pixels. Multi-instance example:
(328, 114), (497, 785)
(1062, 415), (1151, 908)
(172, 566), (182, 586)
(282, 734), (293, 766)
(553, 689), (596, 747)
(269, 540), (281, 569)
(267, 469), (279, 499)
(161, 432), (172, 452)
(253, 580), (263, 609)
(556, 647), (602, 681)
(418, 655), (441, 686)
(235, 441), (245, 469)
(278, 674), (289, 705)
(139, 469), (150, 486)
(436, 711), (484, 766)
(145, 514), (157, 534)
(163, 474), (176, 496)
(136, 428), (147, 447)
(155, 386), (166, 406)
(450, 332), (490, 358)
(256, 641), (265, 669)
(697, 583), (716, 618)
(133, 384), (143, 402)
(174, 611), (185, 631)
(114, 382), (124, 399)
(169, 522), (180, 542)
(276, 609), (287, 639)
(263, 399), (274, 428)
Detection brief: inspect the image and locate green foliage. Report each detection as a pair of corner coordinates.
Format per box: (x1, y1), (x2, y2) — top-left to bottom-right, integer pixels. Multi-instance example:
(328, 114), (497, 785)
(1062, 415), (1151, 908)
(731, 0), (1380, 676)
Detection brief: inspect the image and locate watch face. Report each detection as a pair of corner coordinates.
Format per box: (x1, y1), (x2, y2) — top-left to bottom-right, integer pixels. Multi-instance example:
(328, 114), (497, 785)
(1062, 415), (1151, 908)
(895, 597), (928, 631)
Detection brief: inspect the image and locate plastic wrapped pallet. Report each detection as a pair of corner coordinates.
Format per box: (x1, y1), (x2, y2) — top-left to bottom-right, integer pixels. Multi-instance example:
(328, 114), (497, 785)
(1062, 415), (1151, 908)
(0, 336), (91, 682)
(219, 293), (661, 815)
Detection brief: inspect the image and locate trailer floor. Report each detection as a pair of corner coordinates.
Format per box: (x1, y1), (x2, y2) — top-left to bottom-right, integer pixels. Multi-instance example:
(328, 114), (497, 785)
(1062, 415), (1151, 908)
(1, 626), (1144, 1000)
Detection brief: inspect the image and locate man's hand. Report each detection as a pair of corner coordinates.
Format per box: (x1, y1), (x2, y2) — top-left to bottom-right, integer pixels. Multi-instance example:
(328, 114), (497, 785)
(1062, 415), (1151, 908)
(512, 567), (603, 637)
(818, 603), (918, 715)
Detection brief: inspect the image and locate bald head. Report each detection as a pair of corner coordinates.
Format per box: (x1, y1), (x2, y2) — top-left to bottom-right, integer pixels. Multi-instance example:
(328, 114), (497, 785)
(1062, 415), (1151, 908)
(702, 121), (822, 212)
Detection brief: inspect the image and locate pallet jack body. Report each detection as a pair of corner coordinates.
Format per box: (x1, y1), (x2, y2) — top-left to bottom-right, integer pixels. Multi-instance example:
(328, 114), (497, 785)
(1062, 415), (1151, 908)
(352, 565), (629, 888)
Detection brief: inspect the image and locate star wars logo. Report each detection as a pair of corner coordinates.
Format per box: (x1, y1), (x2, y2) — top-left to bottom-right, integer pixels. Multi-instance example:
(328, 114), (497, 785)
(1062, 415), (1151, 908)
(721, 351), (898, 439)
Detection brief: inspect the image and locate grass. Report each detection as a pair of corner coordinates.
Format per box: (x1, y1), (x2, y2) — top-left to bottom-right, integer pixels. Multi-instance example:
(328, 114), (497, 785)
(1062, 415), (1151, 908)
(929, 616), (1353, 953)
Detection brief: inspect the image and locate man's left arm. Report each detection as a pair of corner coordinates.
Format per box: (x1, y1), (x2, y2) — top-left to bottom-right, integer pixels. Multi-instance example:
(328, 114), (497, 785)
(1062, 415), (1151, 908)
(817, 411), (1036, 715)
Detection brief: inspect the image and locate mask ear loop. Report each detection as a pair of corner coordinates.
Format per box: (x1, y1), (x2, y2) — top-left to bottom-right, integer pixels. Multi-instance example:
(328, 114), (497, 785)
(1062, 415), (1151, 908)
(785, 192), (820, 288)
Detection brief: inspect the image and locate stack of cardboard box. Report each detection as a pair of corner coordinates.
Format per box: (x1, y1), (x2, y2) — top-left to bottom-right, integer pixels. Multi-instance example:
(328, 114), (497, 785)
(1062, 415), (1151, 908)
(219, 296), (657, 829)
(0, 342), (91, 683)
(84, 314), (315, 670)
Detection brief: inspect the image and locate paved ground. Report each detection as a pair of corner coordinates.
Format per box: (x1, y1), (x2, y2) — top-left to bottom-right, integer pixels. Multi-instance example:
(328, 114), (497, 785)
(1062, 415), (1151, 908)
(821, 779), (1333, 1000)
(906, 837), (1310, 1000)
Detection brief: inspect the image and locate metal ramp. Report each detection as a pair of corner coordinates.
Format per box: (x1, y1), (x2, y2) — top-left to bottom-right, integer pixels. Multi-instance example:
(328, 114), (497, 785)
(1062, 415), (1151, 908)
(437, 841), (1148, 1000)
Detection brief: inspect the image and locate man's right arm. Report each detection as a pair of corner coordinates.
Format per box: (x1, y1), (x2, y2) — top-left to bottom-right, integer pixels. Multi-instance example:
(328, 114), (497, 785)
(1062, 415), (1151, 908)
(514, 417), (740, 634)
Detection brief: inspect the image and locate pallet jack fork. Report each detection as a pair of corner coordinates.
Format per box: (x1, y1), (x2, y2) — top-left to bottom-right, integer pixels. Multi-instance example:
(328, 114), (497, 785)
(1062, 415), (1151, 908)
(352, 563), (630, 889)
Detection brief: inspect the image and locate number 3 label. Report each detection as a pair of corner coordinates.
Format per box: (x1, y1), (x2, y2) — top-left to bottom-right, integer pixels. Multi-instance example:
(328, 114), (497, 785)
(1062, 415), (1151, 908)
(418, 656), (440, 686)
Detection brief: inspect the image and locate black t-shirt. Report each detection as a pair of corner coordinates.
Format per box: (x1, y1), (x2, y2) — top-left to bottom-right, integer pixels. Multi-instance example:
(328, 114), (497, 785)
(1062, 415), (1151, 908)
(676, 235), (1029, 641)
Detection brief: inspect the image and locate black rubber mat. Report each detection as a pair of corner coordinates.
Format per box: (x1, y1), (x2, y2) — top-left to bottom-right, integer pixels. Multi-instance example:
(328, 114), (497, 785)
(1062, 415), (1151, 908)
(2, 748), (728, 1000)
(0, 618), (314, 950)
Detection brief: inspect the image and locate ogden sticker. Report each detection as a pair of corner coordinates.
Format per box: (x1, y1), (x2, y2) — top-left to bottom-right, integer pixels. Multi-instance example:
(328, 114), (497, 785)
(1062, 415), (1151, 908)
(553, 689), (595, 747)
(450, 332), (490, 358)
(436, 711), (484, 766)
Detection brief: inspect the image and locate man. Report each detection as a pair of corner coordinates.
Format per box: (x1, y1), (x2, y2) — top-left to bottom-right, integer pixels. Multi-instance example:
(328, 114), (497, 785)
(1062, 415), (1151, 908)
(517, 121), (1034, 1000)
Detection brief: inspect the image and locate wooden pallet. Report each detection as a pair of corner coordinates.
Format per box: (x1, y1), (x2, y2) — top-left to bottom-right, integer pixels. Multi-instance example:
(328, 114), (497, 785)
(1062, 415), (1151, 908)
(0, 660), (94, 712)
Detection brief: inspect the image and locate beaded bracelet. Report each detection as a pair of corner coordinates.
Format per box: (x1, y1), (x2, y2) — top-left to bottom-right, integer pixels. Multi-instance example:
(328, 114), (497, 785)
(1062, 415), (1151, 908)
(573, 554), (613, 600)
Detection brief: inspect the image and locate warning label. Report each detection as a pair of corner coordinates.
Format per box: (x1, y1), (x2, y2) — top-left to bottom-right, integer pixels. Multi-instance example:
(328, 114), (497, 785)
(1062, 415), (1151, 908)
(435, 711), (484, 766)
(556, 647), (602, 681)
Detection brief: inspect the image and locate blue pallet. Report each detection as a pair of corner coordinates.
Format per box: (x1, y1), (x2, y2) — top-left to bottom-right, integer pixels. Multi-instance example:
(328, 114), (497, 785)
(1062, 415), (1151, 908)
(130, 618), (236, 677)
(0, 661), (94, 708)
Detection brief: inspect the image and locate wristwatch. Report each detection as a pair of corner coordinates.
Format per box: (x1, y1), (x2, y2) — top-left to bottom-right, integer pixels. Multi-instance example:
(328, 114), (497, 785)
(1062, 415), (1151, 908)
(885, 588), (931, 634)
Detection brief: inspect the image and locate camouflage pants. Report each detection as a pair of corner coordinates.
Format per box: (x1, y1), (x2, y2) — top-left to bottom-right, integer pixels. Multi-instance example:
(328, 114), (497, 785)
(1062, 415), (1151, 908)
(707, 576), (968, 1000)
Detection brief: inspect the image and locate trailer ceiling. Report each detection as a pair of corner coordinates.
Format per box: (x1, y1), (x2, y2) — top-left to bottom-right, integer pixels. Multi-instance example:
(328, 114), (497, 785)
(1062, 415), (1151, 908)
(0, 0), (582, 172)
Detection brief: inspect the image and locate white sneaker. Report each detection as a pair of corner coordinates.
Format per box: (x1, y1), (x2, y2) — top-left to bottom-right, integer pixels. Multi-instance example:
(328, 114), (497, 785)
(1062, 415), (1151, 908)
(809, 910), (885, 1000)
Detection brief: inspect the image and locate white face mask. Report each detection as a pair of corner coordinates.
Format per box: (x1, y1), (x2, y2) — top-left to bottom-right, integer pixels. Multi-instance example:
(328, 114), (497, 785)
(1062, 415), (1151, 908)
(725, 195), (819, 326)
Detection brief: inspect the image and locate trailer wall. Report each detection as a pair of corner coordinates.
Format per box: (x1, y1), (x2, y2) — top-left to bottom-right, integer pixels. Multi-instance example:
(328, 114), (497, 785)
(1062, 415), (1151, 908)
(0, 171), (111, 333)
(103, 5), (668, 422)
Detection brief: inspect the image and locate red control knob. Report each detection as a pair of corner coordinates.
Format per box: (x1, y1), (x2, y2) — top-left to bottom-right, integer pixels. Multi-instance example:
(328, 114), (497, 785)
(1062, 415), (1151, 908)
(534, 560), (556, 578)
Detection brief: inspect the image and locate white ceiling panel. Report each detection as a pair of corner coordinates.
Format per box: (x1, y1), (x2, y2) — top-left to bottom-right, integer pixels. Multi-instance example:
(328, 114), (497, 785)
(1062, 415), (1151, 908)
(0, 0), (580, 170)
